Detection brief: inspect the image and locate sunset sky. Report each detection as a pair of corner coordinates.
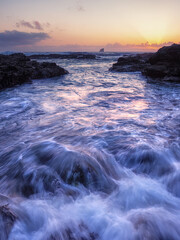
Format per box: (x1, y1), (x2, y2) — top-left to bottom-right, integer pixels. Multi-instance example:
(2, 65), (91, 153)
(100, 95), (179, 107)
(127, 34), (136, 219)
(0, 0), (180, 52)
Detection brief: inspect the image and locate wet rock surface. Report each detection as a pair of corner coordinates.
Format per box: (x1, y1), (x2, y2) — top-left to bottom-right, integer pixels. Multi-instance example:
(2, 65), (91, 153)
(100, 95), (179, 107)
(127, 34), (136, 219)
(110, 44), (180, 82)
(110, 53), (153, 72)
(142, 44), (180, 81)
(29, 53), (96, 60)
(0, 53), (68, 90)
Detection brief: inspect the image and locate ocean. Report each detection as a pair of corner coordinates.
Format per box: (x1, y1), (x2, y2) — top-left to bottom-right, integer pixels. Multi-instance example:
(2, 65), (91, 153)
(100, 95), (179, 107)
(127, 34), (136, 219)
(0, 52), (180, 239)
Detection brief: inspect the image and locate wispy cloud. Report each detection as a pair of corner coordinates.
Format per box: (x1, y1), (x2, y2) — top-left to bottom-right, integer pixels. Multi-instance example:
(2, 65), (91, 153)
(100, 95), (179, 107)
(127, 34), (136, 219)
(68, 1), (85, 12)
(77, 4), (85, 12)
(0, 30), (50, 47)
(16, 21), (34, 29)
(33, 21), (44, 30)
(16, 20), (50, 31)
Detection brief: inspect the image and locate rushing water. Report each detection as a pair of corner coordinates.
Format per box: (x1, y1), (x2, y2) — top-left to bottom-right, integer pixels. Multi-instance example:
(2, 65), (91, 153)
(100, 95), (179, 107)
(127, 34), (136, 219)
(0, 53), (180, 240)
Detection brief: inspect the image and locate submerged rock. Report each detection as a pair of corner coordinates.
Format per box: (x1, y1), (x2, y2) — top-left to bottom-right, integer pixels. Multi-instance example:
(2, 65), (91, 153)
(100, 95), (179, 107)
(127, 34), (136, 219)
(0, 195), (17, 240)
(49, 224), (98, 240)
(22, 141), (118, 194)
(116, 145), (175, 177)
(129, 208), (180, 240)
(29, 53), (96, 60)
(0, 53), (68, 90)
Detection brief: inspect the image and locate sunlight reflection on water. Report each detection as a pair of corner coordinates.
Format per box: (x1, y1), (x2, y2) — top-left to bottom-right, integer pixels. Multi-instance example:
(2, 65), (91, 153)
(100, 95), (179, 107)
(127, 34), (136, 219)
(0, 55), (180, 240)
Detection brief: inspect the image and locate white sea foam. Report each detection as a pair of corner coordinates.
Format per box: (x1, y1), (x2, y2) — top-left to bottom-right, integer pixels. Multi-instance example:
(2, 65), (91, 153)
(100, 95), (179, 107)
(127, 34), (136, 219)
(0, 53), (180, 239)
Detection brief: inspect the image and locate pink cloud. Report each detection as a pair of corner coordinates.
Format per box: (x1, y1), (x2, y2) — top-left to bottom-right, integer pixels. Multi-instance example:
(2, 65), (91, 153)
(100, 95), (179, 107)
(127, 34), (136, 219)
(16, 20), (34, 29)
(105, 42), (176, 52)
(16, 20), (50, 31)
(33, 21), (43, 30)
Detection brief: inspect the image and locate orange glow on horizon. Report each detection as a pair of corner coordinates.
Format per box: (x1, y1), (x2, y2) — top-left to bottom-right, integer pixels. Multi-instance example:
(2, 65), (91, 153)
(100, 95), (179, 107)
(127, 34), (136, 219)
(0, 0), (180, 51)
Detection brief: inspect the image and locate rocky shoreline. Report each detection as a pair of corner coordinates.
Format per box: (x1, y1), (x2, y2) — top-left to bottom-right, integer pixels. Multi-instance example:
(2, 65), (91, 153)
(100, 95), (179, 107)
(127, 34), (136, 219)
(110, 44), (180, 82)
(0, 53), (68, 90)
(109, 53), (153, 72)
(1, 44), (180, 91)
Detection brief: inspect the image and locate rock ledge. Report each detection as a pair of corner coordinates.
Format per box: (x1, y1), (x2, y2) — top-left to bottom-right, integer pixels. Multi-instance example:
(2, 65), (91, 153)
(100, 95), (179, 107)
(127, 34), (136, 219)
(110, 44), (180, 82)
(0, 53), (68, 90)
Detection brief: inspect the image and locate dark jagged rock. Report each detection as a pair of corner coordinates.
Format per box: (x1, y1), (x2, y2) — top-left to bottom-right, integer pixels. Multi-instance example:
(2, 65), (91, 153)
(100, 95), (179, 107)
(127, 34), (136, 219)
(30, 61), (68, 79)
(142, 44), (180, 81)
(0, 53), (68, 90)
(29, 53), (96, 60)
(99, 48), (104, 53)
(148, 44), (180, 65)
(110, 43), (180, 82)
(110, 53), (153, 72)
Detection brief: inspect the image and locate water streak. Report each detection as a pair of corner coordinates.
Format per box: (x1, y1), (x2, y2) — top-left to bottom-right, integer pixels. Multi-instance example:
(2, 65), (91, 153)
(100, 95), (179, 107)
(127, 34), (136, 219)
(0, 53), (180, 239)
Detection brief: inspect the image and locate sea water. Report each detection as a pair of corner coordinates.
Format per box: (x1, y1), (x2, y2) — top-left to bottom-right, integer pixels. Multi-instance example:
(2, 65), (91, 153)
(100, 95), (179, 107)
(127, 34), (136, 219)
(0, 53), (180, 239)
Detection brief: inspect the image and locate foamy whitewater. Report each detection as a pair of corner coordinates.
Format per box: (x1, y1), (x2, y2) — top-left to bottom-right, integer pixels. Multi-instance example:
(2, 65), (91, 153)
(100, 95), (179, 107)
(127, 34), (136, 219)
(0, 53), (180, 240)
